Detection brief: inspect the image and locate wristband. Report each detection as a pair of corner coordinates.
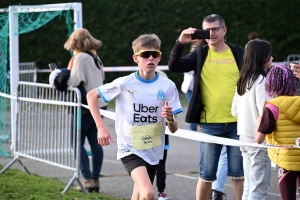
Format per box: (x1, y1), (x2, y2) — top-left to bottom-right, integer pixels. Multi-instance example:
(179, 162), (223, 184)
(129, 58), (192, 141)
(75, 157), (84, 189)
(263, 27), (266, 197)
(165, 117), (174, 124)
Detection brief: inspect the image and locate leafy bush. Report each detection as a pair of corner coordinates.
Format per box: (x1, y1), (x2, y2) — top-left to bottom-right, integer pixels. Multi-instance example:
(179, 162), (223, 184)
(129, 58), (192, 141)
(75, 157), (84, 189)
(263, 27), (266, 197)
(1, 0), (300, 87)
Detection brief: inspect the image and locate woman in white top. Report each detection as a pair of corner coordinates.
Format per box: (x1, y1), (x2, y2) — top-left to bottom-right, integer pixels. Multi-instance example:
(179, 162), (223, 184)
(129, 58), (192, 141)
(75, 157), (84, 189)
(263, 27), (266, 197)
(231, 39), (273, 200)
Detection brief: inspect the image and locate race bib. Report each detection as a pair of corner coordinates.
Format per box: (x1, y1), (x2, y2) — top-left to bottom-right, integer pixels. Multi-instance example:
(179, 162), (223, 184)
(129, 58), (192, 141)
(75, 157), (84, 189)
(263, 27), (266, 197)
(131, 123), (162, 150)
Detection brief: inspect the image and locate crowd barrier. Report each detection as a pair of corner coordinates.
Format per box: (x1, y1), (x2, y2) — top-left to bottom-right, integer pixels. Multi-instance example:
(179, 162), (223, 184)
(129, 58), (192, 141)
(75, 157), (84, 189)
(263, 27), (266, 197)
(19, 62), (37, 82)
(0, 82), (89, 194)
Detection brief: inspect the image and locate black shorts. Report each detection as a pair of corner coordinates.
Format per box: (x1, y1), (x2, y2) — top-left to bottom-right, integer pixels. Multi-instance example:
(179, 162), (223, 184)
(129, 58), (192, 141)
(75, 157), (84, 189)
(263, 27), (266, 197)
(121, 154), (158, 184)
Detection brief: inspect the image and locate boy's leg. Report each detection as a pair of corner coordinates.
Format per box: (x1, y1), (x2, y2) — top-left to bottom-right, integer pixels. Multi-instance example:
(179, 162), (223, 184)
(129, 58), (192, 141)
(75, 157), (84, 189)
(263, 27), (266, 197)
(121, 154), (157, 200)
(131, 166), (155, 200)
(132, 183), (140, 200)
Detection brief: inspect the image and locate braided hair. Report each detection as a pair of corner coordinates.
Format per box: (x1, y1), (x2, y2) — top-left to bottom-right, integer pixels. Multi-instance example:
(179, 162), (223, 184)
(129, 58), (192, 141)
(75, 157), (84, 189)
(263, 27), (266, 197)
(265, 64), (298, 97)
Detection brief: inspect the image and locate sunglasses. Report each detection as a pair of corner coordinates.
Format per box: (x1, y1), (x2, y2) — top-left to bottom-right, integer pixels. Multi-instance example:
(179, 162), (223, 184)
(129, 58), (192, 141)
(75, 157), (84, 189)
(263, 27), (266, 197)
(135, 50), (162, 58)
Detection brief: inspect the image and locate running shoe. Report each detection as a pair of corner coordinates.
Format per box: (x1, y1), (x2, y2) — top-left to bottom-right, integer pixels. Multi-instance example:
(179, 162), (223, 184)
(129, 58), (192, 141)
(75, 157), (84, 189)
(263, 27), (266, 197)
(158, 192), (169, 200)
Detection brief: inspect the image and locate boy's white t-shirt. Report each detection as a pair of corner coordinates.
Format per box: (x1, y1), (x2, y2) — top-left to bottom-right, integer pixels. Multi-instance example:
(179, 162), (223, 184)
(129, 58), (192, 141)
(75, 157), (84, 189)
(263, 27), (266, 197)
(97, 72), (182, 165)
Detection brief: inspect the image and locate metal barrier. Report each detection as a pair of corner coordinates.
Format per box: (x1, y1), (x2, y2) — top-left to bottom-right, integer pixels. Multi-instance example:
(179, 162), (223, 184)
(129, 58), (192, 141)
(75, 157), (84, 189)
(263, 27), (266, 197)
(19, 62), (37, 82)
(287, 54), (300, 65)
(0, 82), (88, 194)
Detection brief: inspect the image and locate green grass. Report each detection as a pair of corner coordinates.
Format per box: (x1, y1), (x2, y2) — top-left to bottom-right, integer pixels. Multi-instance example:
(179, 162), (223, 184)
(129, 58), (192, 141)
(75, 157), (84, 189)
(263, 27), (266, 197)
(188, 171), (199, 174)
(0, 166), (126, 200)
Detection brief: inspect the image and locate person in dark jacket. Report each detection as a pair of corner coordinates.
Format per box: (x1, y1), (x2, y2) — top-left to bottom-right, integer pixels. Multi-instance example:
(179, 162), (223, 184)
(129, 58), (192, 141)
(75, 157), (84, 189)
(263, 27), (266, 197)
(168, 14), (244, 200)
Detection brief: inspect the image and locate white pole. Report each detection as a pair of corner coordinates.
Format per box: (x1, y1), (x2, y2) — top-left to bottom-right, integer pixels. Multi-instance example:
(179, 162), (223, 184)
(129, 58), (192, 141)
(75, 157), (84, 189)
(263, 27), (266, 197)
(73, 2), (82, 30)
(9, 6), (19, 156)
(71, 2), (82, 181)
(8, 3), (80, 12)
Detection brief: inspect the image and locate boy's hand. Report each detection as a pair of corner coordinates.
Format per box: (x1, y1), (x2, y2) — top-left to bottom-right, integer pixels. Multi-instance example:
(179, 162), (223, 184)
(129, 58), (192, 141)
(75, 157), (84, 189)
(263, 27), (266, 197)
(161, 101), (173, 120)
(290, 63), (300, 79)
(178, 28), (197, 44)
(97, 126), (114, 146)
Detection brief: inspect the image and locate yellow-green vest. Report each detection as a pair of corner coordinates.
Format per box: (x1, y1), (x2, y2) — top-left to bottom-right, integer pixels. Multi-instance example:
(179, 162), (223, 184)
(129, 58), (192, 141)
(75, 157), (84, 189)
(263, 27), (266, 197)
(267, 96), (300, 171)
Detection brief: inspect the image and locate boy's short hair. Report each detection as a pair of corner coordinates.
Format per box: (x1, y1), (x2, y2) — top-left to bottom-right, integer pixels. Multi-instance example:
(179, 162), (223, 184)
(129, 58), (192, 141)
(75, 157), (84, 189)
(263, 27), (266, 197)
(265, 64), (298, 97)
(64, 28), (102, 51)
(132, 34), (161, 54)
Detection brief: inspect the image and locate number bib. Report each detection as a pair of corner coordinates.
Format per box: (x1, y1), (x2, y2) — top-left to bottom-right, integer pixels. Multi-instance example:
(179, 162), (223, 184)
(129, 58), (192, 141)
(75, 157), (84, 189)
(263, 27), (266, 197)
(130, 123), (162, 150)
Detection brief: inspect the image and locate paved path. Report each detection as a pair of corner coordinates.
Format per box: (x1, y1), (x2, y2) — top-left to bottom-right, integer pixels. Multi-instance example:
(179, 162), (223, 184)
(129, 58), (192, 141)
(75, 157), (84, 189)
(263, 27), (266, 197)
(0, 107), (291, 200)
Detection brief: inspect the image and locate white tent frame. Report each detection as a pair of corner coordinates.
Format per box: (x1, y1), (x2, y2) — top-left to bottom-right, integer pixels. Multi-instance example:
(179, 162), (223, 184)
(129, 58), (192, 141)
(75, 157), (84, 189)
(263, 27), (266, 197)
(7, 2), (82, 156)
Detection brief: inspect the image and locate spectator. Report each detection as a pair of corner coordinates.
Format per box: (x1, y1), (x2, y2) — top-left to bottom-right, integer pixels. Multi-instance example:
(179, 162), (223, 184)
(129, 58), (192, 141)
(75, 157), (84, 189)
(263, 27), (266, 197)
(256, 64), (300, 200)
(168, 14), (244, 200)
(65, 28), (107, 193)
(232, 39), (273, 199)
(183, 40), (229, 199)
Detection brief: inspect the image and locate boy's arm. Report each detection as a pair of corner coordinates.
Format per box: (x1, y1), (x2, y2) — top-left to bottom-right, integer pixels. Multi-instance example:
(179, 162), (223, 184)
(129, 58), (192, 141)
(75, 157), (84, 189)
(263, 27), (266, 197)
(167, 115), (178, 133)
(87, 88), (114, 146)
(161, 101), (178, 133)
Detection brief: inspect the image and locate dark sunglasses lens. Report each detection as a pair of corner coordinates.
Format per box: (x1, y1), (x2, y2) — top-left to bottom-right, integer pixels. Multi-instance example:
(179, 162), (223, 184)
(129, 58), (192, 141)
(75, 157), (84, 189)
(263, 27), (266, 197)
(140, 51), (151, 58)
(151, 51), (160, 58)
(140, 51), (160, 58)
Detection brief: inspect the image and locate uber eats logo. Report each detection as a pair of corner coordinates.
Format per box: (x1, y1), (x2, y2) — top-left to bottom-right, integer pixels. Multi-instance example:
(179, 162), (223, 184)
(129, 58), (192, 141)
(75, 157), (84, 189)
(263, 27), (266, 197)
(133, 103), (159, 123)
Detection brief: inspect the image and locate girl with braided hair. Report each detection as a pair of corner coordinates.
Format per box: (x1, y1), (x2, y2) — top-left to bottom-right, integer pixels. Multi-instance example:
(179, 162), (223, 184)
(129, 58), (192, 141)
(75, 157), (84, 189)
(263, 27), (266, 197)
(231, 38), (273, 199)
(256, 64), (300, 200)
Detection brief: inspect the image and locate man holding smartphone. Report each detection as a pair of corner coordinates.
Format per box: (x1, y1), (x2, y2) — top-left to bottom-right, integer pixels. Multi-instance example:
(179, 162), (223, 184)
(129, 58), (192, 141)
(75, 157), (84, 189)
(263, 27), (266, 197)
(168, 14), (244, 200)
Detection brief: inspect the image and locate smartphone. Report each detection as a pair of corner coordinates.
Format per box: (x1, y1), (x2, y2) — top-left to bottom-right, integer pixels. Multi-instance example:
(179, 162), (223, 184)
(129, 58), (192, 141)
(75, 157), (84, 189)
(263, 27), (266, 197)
(191, 30), (210, 40)
(48, 63), (57, 71)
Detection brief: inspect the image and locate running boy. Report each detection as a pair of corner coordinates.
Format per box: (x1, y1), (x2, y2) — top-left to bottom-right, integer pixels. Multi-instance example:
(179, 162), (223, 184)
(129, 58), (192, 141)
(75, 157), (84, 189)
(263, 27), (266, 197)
(87, 34), (182, 200)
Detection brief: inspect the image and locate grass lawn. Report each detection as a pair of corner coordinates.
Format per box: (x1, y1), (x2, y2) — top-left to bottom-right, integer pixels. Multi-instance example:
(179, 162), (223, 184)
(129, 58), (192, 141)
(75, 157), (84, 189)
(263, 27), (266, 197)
(0, 166), (125, 200)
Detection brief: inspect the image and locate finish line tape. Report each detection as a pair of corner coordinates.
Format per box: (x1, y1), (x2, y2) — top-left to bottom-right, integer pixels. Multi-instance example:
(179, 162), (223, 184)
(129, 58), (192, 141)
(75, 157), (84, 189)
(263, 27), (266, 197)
(1, 92), (299, 149)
